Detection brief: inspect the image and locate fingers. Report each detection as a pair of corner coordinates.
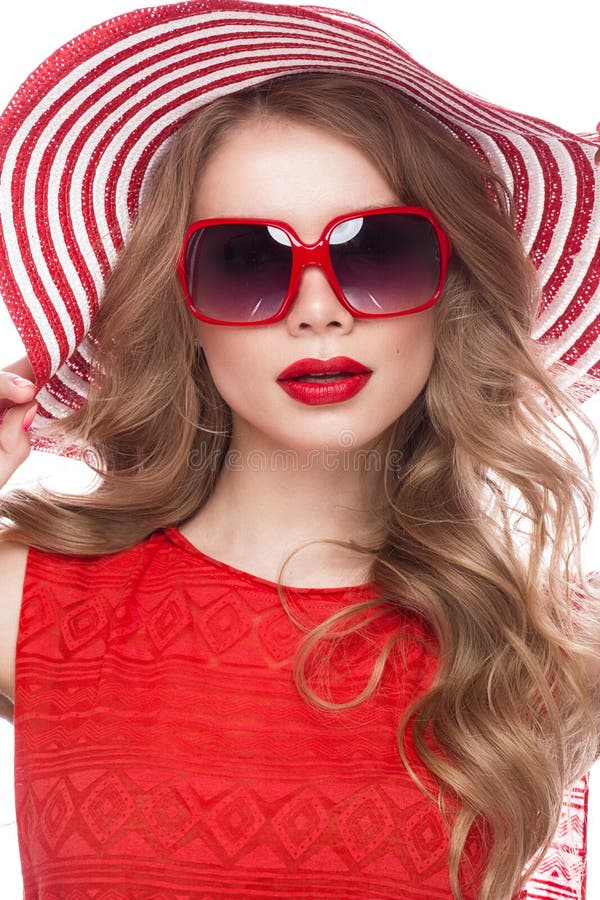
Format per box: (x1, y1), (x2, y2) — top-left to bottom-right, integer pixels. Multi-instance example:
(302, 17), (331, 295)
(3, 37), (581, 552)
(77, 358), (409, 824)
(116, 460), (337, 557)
(0, 401), (38, 488)
(0, 359), (36, 416)
(0, 369), (37, 413)
(0, 370), (38, 489)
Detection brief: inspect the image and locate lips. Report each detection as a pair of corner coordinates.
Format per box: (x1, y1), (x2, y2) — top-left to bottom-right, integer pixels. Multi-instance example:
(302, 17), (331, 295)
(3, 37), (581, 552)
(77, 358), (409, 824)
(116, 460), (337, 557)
(276, 356), (373, 406)
(277, 356), (371, 381)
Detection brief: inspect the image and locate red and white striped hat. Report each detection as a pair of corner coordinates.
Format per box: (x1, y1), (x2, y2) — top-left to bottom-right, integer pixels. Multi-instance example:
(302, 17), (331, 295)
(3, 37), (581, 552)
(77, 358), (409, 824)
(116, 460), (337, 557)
(1, 0), (599, 456)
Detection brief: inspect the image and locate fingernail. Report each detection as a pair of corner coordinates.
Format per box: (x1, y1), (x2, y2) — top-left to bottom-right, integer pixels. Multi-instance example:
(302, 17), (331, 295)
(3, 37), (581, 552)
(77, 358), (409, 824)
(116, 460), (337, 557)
(22, 404), (38, 432)
(10, 375), (35, 388)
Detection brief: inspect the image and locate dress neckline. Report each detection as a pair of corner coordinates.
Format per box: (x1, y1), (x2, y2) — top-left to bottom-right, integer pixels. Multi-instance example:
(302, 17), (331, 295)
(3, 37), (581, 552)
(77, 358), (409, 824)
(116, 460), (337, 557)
(162, 526), (379, 596)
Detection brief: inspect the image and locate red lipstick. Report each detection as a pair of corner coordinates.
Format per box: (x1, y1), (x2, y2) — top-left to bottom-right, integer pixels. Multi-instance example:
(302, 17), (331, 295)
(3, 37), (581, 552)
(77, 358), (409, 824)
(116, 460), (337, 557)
(277, 356), (372, 406)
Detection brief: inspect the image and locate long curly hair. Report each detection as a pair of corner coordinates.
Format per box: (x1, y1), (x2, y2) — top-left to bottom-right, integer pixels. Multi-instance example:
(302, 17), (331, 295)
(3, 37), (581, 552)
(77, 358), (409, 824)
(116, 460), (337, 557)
(1, 73), (599, 899)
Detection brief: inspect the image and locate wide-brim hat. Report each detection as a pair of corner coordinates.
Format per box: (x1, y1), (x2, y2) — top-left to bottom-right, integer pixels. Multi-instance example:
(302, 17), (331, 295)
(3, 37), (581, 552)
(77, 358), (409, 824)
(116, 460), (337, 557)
(0, 0), (599, 457)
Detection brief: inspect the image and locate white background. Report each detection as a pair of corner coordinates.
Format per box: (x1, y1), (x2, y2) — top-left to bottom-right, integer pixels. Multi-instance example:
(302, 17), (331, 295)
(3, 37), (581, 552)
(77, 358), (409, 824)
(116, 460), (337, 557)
(0, 1), (598, 896)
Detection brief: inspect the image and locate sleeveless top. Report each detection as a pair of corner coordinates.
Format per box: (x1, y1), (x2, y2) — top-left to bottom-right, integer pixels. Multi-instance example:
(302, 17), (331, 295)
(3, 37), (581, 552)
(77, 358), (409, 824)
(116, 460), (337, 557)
(13, 526), (588, 899)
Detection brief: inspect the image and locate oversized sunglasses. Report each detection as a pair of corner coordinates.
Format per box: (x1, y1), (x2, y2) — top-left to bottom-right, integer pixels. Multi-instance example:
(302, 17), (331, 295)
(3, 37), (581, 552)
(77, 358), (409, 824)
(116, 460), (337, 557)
(177, 205), (452, 326)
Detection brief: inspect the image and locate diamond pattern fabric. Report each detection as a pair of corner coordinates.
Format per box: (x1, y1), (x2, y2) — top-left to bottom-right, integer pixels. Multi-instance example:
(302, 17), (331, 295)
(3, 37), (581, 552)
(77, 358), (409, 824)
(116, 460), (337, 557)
(13, 525), (585, 898)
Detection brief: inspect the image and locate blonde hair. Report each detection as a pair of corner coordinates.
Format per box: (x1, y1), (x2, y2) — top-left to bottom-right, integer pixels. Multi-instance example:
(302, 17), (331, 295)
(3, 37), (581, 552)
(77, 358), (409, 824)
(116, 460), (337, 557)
(1, 73), (599, 899)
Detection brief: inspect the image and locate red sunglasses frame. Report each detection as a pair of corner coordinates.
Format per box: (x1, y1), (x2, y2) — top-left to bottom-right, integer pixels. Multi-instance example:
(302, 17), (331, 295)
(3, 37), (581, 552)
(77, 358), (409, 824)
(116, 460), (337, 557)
(177, 205), (452, 326)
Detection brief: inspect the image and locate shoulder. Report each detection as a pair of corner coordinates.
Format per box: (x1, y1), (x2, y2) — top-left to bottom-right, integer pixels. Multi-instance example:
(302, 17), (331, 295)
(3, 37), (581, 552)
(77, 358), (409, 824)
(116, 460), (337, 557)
(0, 529), (167, 706)
(0, 540), (29, 707)
(20, 528), (165, 593)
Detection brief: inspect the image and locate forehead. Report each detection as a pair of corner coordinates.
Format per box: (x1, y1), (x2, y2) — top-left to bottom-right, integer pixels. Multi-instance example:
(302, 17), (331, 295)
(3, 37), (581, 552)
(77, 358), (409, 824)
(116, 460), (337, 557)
(190, 117), (399, 236)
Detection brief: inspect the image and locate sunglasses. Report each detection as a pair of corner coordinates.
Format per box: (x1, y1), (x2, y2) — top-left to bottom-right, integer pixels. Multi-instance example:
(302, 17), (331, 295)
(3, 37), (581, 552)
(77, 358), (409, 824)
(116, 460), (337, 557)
(177, 205), (452, 326)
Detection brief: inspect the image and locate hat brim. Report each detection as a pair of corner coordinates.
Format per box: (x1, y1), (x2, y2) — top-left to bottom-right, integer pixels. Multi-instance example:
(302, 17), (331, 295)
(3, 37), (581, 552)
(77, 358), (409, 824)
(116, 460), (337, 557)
(0, 0), (598, 455)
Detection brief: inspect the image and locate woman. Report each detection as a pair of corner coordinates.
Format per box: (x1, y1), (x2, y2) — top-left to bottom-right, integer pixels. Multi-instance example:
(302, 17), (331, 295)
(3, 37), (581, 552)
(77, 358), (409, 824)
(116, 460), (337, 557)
(0, 3), (598, 898)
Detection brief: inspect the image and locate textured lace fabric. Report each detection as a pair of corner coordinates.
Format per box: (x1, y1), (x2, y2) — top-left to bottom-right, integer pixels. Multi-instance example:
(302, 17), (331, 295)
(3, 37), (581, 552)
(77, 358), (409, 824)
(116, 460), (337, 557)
(12, 526), (548, 898)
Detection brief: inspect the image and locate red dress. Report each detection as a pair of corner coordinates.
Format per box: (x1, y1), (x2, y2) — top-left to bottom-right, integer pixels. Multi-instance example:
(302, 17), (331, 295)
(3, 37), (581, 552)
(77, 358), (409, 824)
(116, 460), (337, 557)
(13, 526), (587, 898)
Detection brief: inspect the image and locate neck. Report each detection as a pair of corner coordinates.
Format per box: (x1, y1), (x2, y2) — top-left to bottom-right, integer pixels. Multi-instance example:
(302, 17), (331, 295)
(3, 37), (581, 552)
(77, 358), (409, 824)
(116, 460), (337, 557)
(182, 423), (389, 587)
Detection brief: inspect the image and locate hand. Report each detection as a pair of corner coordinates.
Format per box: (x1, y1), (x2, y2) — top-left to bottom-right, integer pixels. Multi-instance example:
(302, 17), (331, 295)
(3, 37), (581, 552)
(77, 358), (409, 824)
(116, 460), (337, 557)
(0, 356), (38, 490)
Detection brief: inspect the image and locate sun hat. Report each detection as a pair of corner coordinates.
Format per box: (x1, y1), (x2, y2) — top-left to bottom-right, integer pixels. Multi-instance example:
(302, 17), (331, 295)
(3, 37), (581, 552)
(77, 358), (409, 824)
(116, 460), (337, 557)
(0, 0), (599, 458)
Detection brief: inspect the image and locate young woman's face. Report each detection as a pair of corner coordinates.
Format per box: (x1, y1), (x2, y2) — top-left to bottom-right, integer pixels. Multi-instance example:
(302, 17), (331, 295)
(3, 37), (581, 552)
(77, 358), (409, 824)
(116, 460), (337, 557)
(189, 116), (437, 455)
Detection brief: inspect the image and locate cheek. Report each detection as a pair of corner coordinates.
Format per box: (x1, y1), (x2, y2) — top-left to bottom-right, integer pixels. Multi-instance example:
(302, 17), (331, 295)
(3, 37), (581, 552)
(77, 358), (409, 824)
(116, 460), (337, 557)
(389, 311), (436, 376)
(197, 331), (265, 404)
(200, 338), (236, 392)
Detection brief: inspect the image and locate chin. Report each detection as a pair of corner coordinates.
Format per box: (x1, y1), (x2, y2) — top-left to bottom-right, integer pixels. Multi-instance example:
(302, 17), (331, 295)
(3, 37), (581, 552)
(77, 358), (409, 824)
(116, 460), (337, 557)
(273, 424), (388, 456)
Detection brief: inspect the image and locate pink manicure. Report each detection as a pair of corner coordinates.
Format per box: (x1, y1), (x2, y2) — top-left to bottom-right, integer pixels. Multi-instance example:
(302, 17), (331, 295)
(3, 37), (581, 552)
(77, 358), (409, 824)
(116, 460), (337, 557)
(22, 405), (38, 432)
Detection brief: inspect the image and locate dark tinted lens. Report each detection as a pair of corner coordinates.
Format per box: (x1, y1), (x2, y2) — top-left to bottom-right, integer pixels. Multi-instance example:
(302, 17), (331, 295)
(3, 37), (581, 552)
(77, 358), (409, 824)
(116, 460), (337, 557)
(185, 223), (293, 323)
(329, 213), (442, 314)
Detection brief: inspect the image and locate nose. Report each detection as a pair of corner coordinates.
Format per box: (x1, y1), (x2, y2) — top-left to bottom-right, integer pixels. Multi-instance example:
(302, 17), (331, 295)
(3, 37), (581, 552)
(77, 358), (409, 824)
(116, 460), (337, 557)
(284, 263), (355, 334)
